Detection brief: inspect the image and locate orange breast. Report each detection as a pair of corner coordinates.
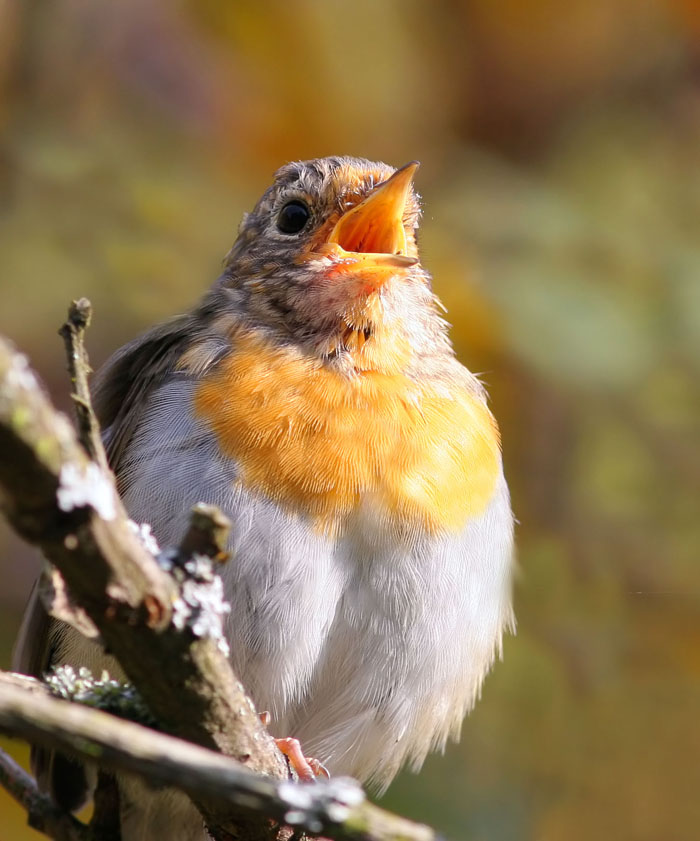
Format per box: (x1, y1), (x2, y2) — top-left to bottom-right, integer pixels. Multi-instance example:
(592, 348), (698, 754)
(193, 330), (501, 536)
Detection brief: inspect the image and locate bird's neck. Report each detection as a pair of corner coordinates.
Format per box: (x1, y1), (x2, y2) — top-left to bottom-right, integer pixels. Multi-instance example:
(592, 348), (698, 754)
(315, 287), (449, 377)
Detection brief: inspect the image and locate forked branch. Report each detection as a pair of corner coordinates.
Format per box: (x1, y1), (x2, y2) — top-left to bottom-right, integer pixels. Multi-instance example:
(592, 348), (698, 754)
(0, 306), (442, 841)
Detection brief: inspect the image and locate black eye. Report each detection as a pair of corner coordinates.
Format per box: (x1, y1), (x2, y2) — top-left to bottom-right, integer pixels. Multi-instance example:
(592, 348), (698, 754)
(277, 200), (310, 234)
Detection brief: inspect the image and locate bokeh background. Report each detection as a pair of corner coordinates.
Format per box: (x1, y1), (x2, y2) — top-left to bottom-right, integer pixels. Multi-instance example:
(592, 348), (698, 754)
(1, 1), (699, 839)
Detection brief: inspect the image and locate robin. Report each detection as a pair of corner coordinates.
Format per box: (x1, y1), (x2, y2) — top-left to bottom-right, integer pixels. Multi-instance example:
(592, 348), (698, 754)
(15, 156), (515, 839)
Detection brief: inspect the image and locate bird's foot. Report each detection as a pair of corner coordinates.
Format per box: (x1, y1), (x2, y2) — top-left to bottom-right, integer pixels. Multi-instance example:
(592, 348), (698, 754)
(275, 737), (330, 783)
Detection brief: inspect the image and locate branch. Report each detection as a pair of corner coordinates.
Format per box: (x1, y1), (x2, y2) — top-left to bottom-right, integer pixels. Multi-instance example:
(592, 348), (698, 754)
(0, 312), (443, 841)
(0, 327), (287, 839)
(0, 674), (438, 841)
(57, 299), (108, 471)
(178, 502), (232, 563)
(0, 745), (92, 841)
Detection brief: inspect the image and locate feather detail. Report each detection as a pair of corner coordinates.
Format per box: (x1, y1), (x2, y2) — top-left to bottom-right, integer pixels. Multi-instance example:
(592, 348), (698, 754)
(193, 327), (501, 536)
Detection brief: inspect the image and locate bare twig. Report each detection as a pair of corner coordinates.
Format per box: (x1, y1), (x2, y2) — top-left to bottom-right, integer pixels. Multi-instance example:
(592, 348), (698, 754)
(0, 674), (439, 841)
(40, 566), (101, 641)
(0, 332), (289, 839)
(58, 299), (108, 471)
(0, 746), (92, 841)
(0, 314), (445, 841)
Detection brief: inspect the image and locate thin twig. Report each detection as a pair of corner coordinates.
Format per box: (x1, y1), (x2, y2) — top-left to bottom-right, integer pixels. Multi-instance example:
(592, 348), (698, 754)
(58, 299), (108, 470)
(0, 745), (93, 841)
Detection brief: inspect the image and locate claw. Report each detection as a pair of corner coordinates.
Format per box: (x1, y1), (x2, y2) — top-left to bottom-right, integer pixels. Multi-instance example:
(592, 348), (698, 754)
(307, 757), (330, 779)
(275, 737), (329, 783)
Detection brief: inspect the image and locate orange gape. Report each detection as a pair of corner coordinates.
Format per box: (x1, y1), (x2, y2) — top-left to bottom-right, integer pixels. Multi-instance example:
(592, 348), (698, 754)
(194, 327), (501, 536)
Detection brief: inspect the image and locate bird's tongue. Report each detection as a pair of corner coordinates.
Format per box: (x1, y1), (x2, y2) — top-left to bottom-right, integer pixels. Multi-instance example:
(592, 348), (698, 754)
(326, 161), (419, 267)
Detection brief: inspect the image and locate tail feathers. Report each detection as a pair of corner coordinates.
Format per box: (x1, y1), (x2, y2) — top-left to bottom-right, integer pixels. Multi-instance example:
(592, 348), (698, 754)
(118, 776), (207, 841)
(32, 748), (92, 813)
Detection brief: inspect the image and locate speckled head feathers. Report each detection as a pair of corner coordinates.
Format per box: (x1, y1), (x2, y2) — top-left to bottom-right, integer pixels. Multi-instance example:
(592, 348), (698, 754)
(219, 157), (442, 362)
(227, 156), (423, 268)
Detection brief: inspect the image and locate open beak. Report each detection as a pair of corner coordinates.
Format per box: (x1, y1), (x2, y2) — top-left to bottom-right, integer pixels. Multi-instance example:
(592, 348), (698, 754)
(325, 161), (420, 270)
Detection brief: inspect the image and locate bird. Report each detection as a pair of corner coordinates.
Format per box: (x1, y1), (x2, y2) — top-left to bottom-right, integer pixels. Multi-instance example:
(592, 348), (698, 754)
(14, 156), (515, 840)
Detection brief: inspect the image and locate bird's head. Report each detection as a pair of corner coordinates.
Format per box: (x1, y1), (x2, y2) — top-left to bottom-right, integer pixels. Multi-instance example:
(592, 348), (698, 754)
(223, 157), (446, 370)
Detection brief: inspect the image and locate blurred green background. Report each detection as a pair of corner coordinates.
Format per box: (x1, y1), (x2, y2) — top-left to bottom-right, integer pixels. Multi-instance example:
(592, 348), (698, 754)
(1, 1), (699, 839)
